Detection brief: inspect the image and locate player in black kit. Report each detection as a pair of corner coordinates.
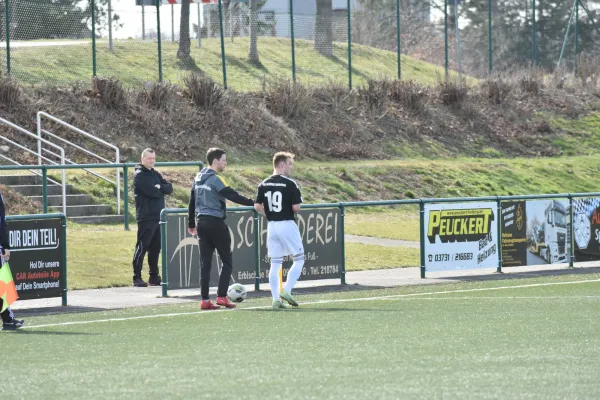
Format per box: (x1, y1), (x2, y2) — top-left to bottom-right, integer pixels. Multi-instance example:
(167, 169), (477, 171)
(254, 152), (304, 309)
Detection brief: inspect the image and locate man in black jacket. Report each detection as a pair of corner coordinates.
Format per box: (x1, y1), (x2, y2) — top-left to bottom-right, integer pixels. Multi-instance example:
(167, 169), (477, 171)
(188, 148), (254, 309)
(0, 191), (24, 330)
(132, 148), (173, 287)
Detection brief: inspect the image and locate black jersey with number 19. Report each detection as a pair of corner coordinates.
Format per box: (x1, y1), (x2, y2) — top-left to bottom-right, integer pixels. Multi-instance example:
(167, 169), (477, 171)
(255, 175), (303, 222)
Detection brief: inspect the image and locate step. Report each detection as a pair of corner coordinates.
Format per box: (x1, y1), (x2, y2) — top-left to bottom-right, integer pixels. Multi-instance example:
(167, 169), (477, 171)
(7, 184), (74, 196)
(30, 194), (94, 207)
(0, 174), (43, 185)
(68, 215), (126, 225)
(50, 204), (113, 217)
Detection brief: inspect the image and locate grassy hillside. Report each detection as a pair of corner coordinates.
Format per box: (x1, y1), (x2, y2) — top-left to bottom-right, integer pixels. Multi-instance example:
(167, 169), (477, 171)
(9, 38), (447, 90)
(40, 154), (600, 222)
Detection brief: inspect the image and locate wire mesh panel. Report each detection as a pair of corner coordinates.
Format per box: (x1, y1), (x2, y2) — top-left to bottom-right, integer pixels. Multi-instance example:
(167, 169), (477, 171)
(399, 0), (447, 80)
(293, 2), (349, 88)
(220, 2), (293, 92)
(95, 4), (160, 87)
(8, 0), (93, 86)
(457, 0), (490, 77)
(0, 0), (7, 75)
(577, 1), (600, 81)
(535, 0), (576, 71)
(487, 0), (532, 74)
(161, 2), (224, 88)
(350, 2), (398, 85)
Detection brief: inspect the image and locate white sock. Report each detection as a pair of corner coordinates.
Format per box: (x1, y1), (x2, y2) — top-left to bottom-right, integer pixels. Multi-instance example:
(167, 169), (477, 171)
(283, 255), (304, 294)
(269, 259), (283, 301)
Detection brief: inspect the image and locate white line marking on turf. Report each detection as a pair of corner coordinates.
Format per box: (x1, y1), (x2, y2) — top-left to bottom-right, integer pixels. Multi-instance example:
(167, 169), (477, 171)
(22, 278), (600, 330)
(387, 296), (600, 301)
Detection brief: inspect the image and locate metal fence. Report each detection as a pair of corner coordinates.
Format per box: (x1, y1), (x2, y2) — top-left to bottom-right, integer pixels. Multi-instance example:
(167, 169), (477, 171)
(0, 0), (598, 90)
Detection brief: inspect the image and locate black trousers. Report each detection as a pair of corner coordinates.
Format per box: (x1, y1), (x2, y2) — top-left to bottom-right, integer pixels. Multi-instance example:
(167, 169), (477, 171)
(0, 298), (13, 323)
(132, 220), (161, 279)
(196, 216), (233, 300)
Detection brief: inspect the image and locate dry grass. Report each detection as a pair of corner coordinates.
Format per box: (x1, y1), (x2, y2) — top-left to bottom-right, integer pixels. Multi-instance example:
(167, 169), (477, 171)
(183, 74), (224, 111)
(91, 77), (127, 109)
(138, 81), (179, 110)
(262, 77), (313, 119)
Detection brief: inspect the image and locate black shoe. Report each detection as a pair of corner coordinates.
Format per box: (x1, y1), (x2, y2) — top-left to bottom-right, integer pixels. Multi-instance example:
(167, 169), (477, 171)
(2, 319), (24, 331)
(133, 277), (148, 287)
(148, 275), (162, 286)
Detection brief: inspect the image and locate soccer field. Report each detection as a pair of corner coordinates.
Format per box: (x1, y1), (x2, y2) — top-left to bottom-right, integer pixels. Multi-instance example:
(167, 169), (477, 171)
(4, 274), (600, 399)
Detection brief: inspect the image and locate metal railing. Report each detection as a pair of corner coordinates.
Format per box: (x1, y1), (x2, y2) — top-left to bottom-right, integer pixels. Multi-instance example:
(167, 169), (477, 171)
(37, 112), (121, 215)
(0, 117), (67, 215)
(0, 162), (203, 225)
(160, 192), (600, 297)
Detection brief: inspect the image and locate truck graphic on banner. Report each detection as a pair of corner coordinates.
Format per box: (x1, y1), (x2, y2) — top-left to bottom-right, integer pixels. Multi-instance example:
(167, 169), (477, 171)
(528, 200), (568, 264)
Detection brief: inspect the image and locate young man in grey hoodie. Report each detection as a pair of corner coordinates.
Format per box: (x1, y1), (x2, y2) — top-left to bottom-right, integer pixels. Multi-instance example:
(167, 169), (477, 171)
(188, 148), (254, 310)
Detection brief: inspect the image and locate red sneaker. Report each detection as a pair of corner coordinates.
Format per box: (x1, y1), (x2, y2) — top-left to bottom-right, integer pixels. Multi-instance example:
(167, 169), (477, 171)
(200, 300), (220, 310)
(216, 296), (237, 309)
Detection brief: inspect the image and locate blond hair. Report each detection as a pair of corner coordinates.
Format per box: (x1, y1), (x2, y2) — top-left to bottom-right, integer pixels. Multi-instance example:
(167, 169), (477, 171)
(273, 152), (294, 169)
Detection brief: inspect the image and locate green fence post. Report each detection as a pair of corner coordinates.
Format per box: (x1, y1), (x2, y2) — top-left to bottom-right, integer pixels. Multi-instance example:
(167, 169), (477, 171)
(396, 0), (401, 80)
(419, 200), (426, 279)
(161, 210), (168, 297)
(254, 210), (260, 291)
(4, 0), (10, 75)
(347, 0), (352, 90)
(532, 0), (536, 65)
(575, 0), (579, 75)
(42, 167), (48, 213)
(61, 214), (68, 306)
(569, 194), (574, 268)
(156, 0), (163, 82)
(340, 203), (346, 285)
(123, 165), (129, 230)
(488, 0), (492, 73)
(496, 197), (503, 273)
(91, 0), (96, 76)
(290, 0), (296, 82)
(218, 0), (228, 89)
(444, 0), (449, 79)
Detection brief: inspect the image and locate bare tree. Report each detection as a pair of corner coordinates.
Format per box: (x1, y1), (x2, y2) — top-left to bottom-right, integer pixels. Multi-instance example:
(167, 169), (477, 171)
(248, 0), (259, 63)
(315, 0), (333, 57)
(177, 0), (191, 59)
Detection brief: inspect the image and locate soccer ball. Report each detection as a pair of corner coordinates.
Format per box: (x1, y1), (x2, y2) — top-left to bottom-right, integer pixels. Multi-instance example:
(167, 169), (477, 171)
(227, 283), (247, 303)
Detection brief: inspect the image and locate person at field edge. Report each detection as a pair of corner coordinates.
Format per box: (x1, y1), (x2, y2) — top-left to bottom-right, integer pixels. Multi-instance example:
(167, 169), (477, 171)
(188, 148), (254, 310)
(0, 191), (24, 330)
(254, 152), (304, 309)
(132, 148), (173, 287)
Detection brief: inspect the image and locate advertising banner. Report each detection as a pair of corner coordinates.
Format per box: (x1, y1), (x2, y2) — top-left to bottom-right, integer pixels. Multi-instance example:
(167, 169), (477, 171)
(572, 198), (600, 262)
(424, 202), (498, 272)
(7, 218), (64, 300)
(165, 209), (343, 290)
(501, 199), (570, 266)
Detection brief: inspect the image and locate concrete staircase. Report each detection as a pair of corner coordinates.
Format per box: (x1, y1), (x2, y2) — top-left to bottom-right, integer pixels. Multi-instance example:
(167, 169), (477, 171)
(0, 174), (124, 224)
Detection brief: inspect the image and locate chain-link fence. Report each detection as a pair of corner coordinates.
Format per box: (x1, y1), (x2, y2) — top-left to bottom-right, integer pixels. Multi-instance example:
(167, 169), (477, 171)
(0, 0), (598, 90)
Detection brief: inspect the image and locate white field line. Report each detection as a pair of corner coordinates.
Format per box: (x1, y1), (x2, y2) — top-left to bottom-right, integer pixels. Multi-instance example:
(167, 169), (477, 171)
(21, 278), (600, 330)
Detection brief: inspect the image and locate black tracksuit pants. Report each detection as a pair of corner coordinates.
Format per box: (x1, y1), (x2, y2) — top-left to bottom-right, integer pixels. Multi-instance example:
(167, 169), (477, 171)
(132, 220), (161, 280)
(196, 215), (233, 300)
(0, 299), (14, 323)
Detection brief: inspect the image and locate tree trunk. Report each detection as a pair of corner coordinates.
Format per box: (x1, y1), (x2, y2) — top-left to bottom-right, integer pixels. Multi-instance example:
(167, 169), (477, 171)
(177, 0), (191, 59)
(248, 0), (260, 64)
(315, 0), (333, 57)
